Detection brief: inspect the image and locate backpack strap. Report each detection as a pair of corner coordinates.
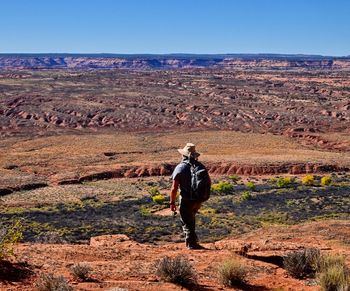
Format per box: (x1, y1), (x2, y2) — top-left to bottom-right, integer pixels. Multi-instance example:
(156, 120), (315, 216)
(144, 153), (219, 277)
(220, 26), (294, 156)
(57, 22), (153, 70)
(182, 160), (196, 174)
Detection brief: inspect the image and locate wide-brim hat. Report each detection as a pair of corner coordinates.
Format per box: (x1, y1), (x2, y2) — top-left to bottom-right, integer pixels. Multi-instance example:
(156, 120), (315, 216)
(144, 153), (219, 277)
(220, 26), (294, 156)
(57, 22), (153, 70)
(177, 143), (200, 158)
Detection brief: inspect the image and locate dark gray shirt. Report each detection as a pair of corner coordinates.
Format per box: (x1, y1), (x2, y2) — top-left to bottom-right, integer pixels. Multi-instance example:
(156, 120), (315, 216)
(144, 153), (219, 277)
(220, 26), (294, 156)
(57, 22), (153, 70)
(171, 162), (192, 199)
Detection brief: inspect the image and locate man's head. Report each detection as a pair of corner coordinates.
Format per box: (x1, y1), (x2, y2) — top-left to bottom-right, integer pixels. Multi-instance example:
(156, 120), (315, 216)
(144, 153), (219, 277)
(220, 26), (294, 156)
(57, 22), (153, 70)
(178, 143), (200, 159)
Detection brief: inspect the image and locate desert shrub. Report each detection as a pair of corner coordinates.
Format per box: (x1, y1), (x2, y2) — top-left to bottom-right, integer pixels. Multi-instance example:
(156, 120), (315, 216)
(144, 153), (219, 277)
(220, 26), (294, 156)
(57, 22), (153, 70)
(320, 253), (346, 271)
(0, 220), (24, 261)
(319, 264), (350, 291)
(269, 177), (278, 183)
(70, 263), (92, 281)
(148, 186), (160, 196)
(321, 176), (332, 186)
(240, 191), (252, 201)
(211, 181), (234, 194)
(245, 181), (256, 191)
(152, 194), (166, 205)
(217, 257), (248, 287)
(155, 255), (197, 286)
(319, 253), (350, 291)
(228, 175), (241, 183)
(302, 175), (315, 186)
(139, 205), (151, 216)
(283, 248), (321, 278)
(36, 273), (73, 291)
(276, 177), (293, 188)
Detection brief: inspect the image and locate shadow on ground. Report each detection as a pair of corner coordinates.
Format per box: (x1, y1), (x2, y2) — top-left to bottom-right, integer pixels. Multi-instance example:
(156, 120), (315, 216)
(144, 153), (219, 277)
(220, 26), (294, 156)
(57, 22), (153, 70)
(0, 185), (349, 244)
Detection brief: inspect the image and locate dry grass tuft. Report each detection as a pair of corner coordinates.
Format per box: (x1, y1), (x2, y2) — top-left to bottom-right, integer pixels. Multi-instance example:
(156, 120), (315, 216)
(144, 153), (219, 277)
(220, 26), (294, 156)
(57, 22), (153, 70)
(70, 263), (92, 282)
(319, 253), (350, 291)
(217, 257), (248, 287)
(35, 273), (72, 291)
(155, 255), (197, 286)
(283, 248), (321, 279)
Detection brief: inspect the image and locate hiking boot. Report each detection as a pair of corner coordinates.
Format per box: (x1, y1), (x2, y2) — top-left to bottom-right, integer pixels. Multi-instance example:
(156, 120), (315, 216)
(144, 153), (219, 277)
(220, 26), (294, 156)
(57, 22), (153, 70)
(187, 242), (205, 250)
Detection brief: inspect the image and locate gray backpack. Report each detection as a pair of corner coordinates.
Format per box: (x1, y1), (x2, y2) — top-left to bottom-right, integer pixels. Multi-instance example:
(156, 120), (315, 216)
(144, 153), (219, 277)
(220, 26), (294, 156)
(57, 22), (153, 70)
(183, 161), (211, 202)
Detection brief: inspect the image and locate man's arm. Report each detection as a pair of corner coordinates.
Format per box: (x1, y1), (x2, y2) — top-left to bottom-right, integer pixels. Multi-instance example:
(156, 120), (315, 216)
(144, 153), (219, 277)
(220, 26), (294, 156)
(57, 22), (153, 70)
(170, 179), (179, 212)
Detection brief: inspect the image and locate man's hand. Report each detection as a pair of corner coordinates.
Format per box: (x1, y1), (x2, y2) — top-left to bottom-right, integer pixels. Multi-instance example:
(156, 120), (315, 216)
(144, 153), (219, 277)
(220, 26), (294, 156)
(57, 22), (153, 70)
(170, 203), (177, 212)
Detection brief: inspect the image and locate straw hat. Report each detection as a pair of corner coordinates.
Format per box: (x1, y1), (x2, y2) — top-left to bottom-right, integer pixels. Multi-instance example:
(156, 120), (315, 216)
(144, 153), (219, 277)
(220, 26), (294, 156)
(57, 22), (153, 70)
(177, 143), (200, 158)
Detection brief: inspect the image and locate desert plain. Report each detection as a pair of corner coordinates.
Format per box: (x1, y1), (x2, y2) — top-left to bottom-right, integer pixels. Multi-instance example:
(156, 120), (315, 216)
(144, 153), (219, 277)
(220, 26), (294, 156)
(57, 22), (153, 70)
(0, 55), (350, 290)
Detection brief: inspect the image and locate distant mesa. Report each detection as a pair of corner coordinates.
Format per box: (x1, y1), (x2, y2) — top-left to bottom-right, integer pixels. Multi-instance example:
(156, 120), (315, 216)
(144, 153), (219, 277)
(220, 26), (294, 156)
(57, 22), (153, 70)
(0, 53), (350, 70)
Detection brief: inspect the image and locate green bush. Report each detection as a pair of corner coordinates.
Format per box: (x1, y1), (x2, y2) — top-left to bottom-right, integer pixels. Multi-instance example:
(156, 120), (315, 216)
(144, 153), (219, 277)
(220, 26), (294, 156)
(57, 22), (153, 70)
(0, 220), (24, 261)
(148, 186), (161, 196)
(245, 181), (256, 191)
(276, 177), (293, 188)
(269, 177), (277, 183)
(140, 205), (152, 216)
(240, 191), (252, 201)
(283, 248), (321, 279)
(228, 175), (241, 183)
(152, 194), (166, 205)
(302, 175), (315, 186)
(320, 176), (332, 186)
(217, 257), (248, 287)
(211, 181), (234, 194)
(155, 255), (197, 286)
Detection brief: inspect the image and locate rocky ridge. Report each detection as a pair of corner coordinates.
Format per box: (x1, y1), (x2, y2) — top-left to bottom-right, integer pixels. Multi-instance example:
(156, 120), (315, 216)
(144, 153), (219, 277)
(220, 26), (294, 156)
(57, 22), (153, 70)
(0, 55), (350, 70)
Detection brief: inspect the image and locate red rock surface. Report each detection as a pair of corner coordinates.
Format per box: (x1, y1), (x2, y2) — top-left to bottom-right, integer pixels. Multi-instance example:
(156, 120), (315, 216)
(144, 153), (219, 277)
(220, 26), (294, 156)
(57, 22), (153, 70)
(3, 220), (349, 290)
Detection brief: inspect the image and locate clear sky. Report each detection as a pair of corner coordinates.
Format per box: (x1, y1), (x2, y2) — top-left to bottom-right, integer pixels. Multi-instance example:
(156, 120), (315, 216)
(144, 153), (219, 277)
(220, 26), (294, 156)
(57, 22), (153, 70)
(1, 0), (349, 56)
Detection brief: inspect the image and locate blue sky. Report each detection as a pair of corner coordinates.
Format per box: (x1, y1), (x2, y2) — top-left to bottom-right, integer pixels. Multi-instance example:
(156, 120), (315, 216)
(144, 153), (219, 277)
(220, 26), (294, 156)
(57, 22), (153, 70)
(0, 0), (349, 56)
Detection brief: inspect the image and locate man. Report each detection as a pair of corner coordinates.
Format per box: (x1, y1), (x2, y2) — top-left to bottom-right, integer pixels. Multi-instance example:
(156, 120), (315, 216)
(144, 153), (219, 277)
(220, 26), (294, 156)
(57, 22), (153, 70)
(170, 143), (211, 249)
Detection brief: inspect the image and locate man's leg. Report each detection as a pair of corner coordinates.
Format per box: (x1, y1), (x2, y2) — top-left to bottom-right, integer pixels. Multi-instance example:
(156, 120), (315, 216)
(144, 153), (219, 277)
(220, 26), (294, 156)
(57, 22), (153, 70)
(192, 201), (202, 243)
(179, 198), (201, 248)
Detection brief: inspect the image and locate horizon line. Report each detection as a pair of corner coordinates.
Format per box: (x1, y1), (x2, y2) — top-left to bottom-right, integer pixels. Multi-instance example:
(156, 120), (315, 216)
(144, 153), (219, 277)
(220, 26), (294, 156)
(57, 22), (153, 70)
(0, 52), (349, 59)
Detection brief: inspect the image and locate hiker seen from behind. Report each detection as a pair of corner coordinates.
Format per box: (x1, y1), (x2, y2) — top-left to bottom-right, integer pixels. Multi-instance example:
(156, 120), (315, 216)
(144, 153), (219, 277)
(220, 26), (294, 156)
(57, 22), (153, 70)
(170, 143), (211, 249)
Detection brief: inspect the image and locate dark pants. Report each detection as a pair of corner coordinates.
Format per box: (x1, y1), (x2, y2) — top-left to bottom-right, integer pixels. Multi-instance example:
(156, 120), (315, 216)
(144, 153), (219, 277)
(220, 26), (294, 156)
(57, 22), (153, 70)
(179, 197), (202, 246)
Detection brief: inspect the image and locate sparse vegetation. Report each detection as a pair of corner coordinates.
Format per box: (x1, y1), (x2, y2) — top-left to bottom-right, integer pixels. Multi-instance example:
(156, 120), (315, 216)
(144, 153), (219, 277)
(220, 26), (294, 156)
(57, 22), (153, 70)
(139, 205), (152, 217)
(318, 253), (350, 291)
(319, 264), (350, 291)
(276, 177), (293, 188)
(246, 181), (256, 191)
(283, 248), (321, 279)
(152, 194), (166, 205)
(320, 253), (347, 271)
(35, 273), (73, 291)
(228, 175), (241, 183)
(0, 220), (23, 261)
(211, 181), (234, 194)
(155, 255), (197, 286)
(70, 263), (92, 282)
(217, 257), (248, 287)
(148, 186), (161, 196)
(302, 175), (315, 186)
(321, 176), (332, 186)
(240, 191), (252, 201)
(1, 174), (349, 245)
